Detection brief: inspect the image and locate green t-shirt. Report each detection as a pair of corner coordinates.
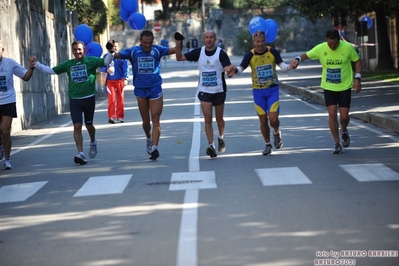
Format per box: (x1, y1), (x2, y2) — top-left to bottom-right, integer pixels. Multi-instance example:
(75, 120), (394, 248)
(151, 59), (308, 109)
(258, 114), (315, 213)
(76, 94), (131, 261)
(53, 56), (105, 98)
(306, 41), (360, 92)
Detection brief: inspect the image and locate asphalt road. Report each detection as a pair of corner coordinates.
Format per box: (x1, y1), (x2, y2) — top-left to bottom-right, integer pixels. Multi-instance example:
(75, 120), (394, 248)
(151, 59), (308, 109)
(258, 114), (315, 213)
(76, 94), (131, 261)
(1, 57), (398, 266)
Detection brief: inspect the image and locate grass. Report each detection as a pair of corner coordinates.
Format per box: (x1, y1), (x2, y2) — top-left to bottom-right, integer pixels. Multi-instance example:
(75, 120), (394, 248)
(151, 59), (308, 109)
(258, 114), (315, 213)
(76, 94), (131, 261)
(363, 70), (399, 82)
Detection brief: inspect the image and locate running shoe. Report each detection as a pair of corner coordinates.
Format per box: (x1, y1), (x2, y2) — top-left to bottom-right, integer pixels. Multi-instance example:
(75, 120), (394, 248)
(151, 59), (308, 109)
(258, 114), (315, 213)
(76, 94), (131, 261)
(206, 146), (217, 158)
(117, 118), (124, 123)
(4, 159), (12, 170)
(74, 154), (88, 165)
(150, 149), (159, 160)
(218, 138), (226, 153)
(108, 118), (116, 124)
(332, 142), (343, 154)
(146, 138), (152, 155)
(89, 141), (97, 158)
(0, 147), (4, 161)
(341, 129), (350, 148)
(273, 131), (283, 149)
(262, 144), (272, 155)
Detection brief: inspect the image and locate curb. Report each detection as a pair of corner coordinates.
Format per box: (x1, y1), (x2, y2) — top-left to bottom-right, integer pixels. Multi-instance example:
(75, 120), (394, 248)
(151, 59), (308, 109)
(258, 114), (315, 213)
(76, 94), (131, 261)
(280, 82), (399, 133)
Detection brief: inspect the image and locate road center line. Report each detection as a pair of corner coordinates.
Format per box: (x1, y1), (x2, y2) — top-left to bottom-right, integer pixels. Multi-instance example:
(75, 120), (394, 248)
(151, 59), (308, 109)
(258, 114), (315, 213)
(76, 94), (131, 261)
(176, 92), (201, 266)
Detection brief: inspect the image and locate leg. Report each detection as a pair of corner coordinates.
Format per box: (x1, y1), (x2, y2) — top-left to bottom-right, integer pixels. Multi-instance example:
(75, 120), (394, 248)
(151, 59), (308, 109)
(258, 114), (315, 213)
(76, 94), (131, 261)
(215, 103), (226, 153)
(201, 101), (214, 145)
(137, 97), (151, 139)
(258, 114), (271, 143)
(86, 124), (96, 143)
(116, 80), (125, 120)
(1, 116), (13, 160)
(149, 96), (163, 146)
(107, 82), (116, 121)
(268, 112), (280, 135)
(214, 103), (225, 137)
(339, 107), (350, 132)
(327, 105), (340, 143)
(73, 123), (84, 153)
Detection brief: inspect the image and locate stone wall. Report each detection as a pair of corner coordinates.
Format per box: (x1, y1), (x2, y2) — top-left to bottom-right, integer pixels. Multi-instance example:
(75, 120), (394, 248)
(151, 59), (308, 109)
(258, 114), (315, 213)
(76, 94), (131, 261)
(0, 1), (71, 134)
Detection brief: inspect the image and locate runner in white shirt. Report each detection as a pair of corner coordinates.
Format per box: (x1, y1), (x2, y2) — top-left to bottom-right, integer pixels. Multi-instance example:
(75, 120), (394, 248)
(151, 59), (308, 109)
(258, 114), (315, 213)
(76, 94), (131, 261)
(0, 40), (36, 169)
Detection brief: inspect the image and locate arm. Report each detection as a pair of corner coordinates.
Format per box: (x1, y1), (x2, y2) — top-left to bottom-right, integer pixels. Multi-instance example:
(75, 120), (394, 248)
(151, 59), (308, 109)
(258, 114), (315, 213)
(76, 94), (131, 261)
(277, 62), (291, 72)
(175, 40), (187, 61)
(353, 59), (362, 93)
(34, 61), (56, 75)
(22, 55), (37, 81)
(290, 53), (309, 69)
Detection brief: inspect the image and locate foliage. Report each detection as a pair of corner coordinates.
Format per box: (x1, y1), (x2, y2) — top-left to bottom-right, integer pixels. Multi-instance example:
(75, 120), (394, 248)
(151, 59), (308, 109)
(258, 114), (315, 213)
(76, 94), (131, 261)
(288, 0), (398, 21)
(288, 0), (398, 70)
(236, 30), (253, 54)
(66, 0), (83, 11)
(221, 0), (286, 9)
(67, 0), (108, 36)
(363, 70), (399, 83)
(107, 0), (123, 26)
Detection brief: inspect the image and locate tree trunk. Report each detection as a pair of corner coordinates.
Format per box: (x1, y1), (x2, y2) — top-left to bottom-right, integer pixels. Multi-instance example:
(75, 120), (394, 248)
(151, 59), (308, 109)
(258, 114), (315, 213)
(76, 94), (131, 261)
(375, 3), (395, 70)
(396, 7), (399, 69)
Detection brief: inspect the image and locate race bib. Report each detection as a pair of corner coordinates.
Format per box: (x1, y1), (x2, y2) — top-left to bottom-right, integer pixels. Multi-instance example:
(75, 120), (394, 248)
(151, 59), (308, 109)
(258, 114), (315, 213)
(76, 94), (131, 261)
(0, 75), (7, 91)
(256, 64), (273, 84)
(326, 68), (342, 84)
(70, 65), (88, 83)
(138, 57), (155, 74)
(201, 71), (217, 86)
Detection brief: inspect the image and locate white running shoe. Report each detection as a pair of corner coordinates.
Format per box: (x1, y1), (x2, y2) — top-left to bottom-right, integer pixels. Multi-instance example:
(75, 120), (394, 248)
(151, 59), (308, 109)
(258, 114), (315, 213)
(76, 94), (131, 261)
(74, 154), (88, 165)
(89, 141), (97, 158)
(146, 138), (152, 155)
(4, 159), (12, 170)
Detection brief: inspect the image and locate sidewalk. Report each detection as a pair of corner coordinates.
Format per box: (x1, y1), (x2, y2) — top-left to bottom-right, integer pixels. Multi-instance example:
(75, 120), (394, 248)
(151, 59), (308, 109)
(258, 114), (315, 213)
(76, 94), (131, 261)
(279, 76), (399, 134)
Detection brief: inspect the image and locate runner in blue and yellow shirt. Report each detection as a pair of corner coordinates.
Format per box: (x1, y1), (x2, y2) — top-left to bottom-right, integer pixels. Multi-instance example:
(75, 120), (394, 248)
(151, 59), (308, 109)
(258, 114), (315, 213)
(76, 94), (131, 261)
(232, 30), (293, 156)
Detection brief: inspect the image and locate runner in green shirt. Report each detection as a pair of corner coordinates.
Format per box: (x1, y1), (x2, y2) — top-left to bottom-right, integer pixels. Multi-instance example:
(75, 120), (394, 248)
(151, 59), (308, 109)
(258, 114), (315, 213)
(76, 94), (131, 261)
(290, 29), (362, 154)
(34, 41), (111, 164)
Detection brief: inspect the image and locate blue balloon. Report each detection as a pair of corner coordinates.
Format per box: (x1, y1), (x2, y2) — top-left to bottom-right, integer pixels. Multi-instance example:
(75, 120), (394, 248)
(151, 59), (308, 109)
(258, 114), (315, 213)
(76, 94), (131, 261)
(128, 12), (147, 30)
(121, 0), (138, 13)
(360, 15), (373, 29)
(249, 16), (268, 35)
(85, 42), (103, 57)
(265, 19), (278, 43)
(74, 24), (93, 45)
(120, 8), (130, 22)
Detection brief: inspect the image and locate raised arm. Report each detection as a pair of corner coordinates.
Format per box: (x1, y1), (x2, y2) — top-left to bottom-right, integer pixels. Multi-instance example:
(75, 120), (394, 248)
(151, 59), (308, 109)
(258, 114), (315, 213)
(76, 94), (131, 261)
(22, 55), (37, 81)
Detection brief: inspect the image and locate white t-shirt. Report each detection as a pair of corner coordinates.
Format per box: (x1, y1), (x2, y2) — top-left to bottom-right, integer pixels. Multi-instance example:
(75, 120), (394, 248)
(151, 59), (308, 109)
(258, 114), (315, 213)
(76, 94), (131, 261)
(0, 57), (28, 104)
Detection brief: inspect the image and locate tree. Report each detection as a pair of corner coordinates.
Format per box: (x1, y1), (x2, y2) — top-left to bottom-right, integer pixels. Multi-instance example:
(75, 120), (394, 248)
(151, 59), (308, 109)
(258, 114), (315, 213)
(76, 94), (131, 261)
(289, 0), (398, 70)
(66, 0), (108, 36)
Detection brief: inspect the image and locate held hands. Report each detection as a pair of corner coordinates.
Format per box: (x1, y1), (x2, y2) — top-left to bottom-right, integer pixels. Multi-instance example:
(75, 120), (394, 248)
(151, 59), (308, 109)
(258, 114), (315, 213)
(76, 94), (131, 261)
(289, 59), (299, 70)
(29, 55), (37, 69)
(106, 40), (115, 53)
(174, 32), (185, 50)
(225, 65), (237, 78)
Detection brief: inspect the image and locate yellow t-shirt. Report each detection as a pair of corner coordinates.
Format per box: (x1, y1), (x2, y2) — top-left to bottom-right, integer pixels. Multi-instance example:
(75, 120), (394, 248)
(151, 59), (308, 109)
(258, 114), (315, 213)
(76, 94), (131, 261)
(307, 41), (360, 92)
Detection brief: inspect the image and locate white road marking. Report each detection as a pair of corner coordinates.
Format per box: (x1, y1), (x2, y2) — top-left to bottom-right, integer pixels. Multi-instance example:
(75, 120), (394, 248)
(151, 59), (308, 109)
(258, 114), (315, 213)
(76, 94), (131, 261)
(256, 167), (312, 186)
(73, 175), (132, 197)
(170, 171), (217, 191)
(0, 181), (48, 203)
(340, 163), (399, 182)
(175, 92), (203, 266)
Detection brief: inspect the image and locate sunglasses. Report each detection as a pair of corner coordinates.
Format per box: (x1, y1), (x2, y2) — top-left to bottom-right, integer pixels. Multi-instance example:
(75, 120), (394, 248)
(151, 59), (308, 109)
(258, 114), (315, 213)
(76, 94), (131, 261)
(253, 30), (266, 37)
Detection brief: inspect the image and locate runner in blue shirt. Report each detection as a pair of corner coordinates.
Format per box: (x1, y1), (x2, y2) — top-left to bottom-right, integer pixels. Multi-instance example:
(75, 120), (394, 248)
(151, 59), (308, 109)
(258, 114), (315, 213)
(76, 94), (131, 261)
(105, 30), (180, 160)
